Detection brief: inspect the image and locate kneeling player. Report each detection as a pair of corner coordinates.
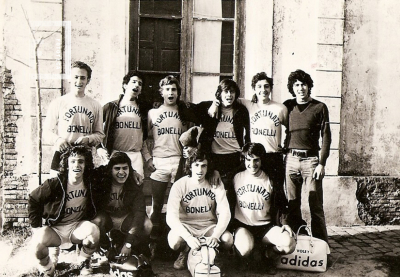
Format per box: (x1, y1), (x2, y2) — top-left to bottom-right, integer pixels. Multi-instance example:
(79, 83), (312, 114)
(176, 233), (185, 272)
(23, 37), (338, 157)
(231, 143), (295, 273)
(166, 149), (233, 270)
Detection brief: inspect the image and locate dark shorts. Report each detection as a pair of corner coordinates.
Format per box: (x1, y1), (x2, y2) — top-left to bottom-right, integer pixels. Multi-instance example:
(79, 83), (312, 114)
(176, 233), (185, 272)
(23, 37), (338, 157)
(229, 218), (274, 242)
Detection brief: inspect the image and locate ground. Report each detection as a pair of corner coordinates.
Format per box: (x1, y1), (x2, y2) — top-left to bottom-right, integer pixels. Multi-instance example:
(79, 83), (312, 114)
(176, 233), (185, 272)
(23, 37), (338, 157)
(1, 225), (400, 276)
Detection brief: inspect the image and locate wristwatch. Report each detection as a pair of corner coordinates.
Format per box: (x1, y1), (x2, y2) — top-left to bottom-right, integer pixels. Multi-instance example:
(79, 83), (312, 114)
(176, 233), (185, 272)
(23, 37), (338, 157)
(125, 243), (132, 249)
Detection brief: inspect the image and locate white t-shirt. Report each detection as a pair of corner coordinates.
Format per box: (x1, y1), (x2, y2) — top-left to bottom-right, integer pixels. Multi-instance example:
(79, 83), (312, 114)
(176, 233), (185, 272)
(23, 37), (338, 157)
(148, 104), (187, 158)
(238, 98), (287, 153)
(166, 176), (231, 240)
(113, 102), (143, 152)
(59, 181), (87, 225)
(233, 170), (273, 226)
(211, 106), (240, 154)
(44, 93), (104, 148)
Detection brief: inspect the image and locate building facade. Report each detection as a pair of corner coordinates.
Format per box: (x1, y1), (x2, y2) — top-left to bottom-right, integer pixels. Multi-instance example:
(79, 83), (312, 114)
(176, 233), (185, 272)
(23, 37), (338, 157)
(0, 0), (399, 229)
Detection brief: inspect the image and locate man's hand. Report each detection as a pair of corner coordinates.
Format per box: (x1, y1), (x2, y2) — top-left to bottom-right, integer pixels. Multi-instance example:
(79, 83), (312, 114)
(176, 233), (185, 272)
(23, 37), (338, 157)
(147, 158), (156, 172)
(281, 225), (294, 237)
(133, 170), (144, 186)
(207, 100), (220, 118)
(186, 236), (201, 250)
(74, 136), (90, 146)
(210, 170), (222, 188)
(55, 138), (71, 152)
(313, 164), (325, 180)
(119, 244), (132, 259)
(205, 237), (219, 248)
(97, 148), (110, 162)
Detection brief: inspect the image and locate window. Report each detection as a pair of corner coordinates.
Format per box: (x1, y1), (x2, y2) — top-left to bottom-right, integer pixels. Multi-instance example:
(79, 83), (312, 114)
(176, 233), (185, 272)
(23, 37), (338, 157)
(129, 0), (242, 103)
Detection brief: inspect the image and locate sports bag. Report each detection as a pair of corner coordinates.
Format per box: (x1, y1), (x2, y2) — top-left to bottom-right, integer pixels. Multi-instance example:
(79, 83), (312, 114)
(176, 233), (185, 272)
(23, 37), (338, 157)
(276, 225), (330, 272)
(187, 237), (221, 277)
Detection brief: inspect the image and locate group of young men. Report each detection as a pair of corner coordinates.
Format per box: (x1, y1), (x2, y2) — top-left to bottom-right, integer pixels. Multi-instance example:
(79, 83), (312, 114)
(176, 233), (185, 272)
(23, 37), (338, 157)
(28, 60), (331, 276)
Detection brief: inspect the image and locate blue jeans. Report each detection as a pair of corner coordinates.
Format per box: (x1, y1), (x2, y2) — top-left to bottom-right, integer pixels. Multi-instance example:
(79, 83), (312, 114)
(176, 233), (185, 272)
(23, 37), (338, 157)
(284, 153), (328, 243)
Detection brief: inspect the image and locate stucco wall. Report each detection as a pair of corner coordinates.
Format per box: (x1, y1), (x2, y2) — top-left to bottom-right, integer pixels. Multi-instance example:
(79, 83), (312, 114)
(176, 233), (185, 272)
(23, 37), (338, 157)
(340, 0), (400, 176)
(243, 0), (273, 99)
(63, 0), (128, 106)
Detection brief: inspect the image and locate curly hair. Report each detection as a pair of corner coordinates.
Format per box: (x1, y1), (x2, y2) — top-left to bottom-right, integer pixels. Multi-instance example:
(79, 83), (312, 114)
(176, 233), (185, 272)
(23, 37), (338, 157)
(184, 148), (213, 180)
(122, 70), (145, 93)
(58, 145), (94, 178)
(159, 75), (181, 101)
(287, 69), (313, 97)
(251, 72), (273, 103)
(71, 61), (92, 80)
(215, 79), (240, 103)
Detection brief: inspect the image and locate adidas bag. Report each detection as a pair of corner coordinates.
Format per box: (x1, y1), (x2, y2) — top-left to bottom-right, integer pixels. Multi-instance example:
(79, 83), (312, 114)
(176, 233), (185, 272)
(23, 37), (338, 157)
(277, 225), (330, 272)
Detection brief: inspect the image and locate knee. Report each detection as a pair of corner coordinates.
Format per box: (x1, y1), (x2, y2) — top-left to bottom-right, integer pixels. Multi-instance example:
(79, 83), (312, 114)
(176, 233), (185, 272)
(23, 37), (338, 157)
(167, 230), (185, 251)
(234, 228), (254, 257)
(275, 232), (296, 255)
(220, 231), (233, 251)
(143, 216), (153, 237)
(82, 223), (100, 247)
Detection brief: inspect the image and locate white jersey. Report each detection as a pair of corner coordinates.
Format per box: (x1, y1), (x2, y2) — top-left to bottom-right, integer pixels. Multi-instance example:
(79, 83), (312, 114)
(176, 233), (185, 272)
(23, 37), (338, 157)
(44, 93), (104, 148)
(59, 181), (87, 226)
(233, 170), (273, 226)
(148, 104), (187, 158)
(166, 176), (231, 240)
(113, 102), (143, 152)
(238, 98), (287, 153)
(211, 106), (240, 154)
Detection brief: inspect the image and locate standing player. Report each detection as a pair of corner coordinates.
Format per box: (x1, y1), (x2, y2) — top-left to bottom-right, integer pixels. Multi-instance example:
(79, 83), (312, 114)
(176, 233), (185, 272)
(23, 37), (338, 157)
(283, 69), (332, 243)
(97, 71), (153, 182)
(147, 75), (188, 257)
(44, 61), (104, 175)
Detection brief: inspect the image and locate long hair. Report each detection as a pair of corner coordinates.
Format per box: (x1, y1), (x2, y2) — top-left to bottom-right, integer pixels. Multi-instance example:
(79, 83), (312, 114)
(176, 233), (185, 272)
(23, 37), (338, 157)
(58, 145), (94, 178)
(215, 79), (240, 103)
(287, 69), (313, 97)
(71, 61), (92, 80)
(107, 151), (136, 184)
(184, 148), (213, 181)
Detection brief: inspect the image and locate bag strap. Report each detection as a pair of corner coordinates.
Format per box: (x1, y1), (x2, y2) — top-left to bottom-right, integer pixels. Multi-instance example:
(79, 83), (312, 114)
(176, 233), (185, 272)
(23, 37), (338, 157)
(296, 225), (315, 254)
(198, 237), (210, 277)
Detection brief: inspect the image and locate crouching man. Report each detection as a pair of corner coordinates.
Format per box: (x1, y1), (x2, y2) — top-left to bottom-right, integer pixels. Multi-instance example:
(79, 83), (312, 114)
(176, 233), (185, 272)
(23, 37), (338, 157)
(231, 143), (296, 274)
(166, 149), (233, 270)
(28, 146), (100, 276)
(91, 152), (152, 261)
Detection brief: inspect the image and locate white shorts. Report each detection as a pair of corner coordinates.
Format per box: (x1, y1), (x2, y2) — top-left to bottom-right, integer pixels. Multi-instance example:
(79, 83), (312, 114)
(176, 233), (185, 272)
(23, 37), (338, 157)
(111, 150), (144, 178)
(150, 156), (181, 183)
(174, 223), (217, 238)
(51, 221), (81, 249)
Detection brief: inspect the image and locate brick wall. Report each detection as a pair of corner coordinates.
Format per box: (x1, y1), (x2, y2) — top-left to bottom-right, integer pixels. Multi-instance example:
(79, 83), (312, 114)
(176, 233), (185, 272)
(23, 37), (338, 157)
(356, 177), (400, 225)
(1, 68), (30, 229)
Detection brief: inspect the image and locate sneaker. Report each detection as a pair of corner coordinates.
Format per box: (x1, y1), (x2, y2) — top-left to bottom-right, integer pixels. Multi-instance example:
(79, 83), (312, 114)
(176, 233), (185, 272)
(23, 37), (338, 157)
(92, 250), (109, 266)
(149, 242), (157, 261)
(38, 259), (55, 277)
(78, 258), (93, 275)
(174, 246), (189, 270)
